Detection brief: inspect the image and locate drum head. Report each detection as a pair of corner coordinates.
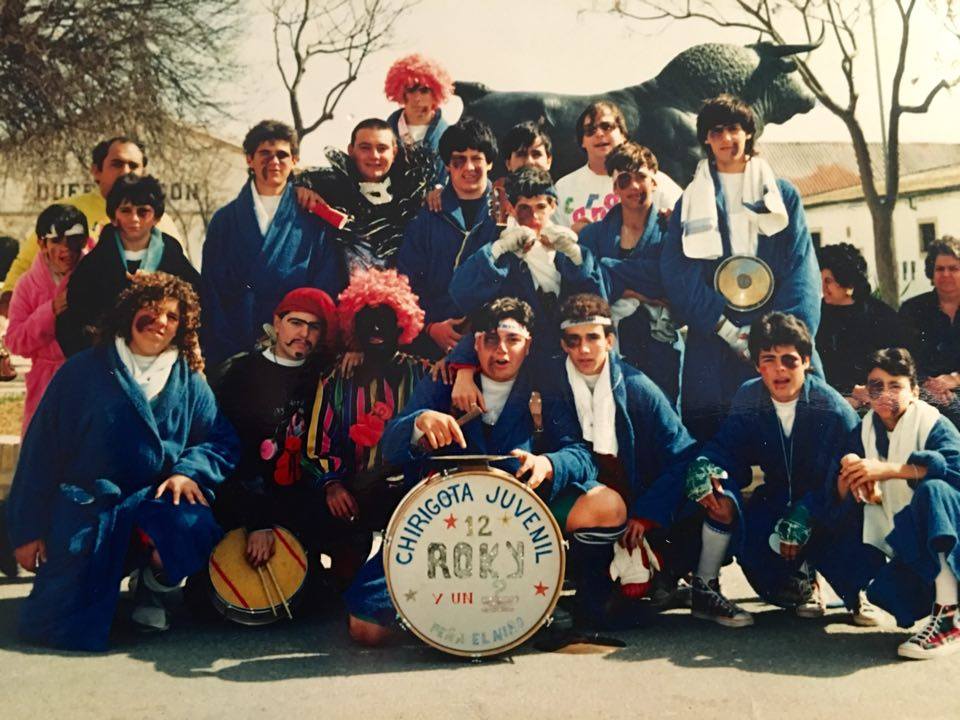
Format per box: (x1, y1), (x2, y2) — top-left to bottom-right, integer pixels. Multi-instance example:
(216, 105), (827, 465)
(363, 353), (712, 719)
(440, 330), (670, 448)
(384, 469), (565, 657)
(429, 454), (514, 463)
(208, 526), (308, 625)
(714, 254), (774, 311)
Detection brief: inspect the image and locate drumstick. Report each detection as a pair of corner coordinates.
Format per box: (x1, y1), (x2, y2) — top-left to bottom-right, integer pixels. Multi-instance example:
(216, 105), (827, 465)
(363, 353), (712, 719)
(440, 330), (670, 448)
(418, 404), (483, 450)
(255, 566), (278, 616)
(266, 561), (293, 620)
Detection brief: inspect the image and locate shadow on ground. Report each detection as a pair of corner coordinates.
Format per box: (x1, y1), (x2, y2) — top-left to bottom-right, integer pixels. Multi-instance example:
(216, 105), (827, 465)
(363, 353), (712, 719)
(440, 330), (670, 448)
(0, 573), (908, 682)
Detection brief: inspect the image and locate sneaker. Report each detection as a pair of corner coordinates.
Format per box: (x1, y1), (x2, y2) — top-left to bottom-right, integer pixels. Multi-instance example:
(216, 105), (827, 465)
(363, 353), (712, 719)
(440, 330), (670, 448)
(691, 576), (754, 628)
(795, 576), (825, 618)
(897, 604), (960, 660)
(131, 566), (178, 632)
(852, 590), (882, 627)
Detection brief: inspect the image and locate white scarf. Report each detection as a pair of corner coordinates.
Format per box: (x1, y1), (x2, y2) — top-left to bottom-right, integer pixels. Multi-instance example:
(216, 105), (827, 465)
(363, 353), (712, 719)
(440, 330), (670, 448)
(860, 399), (941, 556)
(524, 241), (561, 295)
(359, 177), (393, 206)
(680, 156), (789, 260)
(115, 336), (179, 402)
(565, 356), (618, 455)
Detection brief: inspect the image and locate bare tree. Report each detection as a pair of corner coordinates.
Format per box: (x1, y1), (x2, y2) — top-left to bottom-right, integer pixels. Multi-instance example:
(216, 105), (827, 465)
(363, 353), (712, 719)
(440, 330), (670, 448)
(0, 0), (241, 172)
(610, 0), (960, 306)
(271, 0), (416, 145)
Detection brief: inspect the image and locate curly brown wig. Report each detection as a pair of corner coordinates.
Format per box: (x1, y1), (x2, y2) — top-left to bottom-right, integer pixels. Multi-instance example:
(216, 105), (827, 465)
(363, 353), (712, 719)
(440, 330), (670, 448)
(94, 272), (203, 372)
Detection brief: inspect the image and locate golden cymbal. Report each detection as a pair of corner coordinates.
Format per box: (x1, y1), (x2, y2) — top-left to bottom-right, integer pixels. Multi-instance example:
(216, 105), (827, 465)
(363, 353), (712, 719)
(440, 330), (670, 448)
(714, 254), (774, 311)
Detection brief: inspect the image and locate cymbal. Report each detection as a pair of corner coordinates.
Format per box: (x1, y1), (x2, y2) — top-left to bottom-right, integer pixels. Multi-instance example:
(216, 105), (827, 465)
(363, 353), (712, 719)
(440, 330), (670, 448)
(714, 254), (774, 311)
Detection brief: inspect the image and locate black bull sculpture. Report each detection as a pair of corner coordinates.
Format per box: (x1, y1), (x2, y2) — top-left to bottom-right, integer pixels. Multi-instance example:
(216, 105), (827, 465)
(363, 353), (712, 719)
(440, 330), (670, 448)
(455, 39), (822, 185)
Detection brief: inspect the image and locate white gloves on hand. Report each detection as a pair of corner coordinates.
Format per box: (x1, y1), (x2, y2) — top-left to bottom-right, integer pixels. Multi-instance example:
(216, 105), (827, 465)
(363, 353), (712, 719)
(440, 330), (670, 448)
(609, 540), (661, 598)
(717, 318), (751, 362)
(539, 224), (582, 265)
(491, 225), (537, 260)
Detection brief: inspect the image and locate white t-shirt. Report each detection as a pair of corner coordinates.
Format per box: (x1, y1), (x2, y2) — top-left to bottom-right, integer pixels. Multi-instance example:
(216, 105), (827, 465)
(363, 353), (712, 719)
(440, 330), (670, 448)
(718, 171), (757, 256)
(772, 397), (798, 438)
(251, 183), (283, 235)
(554, 164), (683, 227)
(479, 376), (516, 425)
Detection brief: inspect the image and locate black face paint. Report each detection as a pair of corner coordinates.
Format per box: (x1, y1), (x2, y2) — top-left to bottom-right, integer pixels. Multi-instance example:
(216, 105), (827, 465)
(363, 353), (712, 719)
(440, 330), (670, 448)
(355, 305), (400, 357)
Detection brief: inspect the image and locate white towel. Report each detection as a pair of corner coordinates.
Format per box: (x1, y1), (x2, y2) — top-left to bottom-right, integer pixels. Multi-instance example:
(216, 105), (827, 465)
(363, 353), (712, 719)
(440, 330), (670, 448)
(681, 156), (788, 260)
(565, 356), (617, 455)
(115, 337), (179, 403)
(523, 241), (561, 295)
(861, 399), (941, 556)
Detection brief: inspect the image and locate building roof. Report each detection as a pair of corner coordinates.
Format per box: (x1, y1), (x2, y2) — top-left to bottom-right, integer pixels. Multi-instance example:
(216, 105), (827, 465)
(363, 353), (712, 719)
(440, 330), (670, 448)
(761, 141), (960, 199)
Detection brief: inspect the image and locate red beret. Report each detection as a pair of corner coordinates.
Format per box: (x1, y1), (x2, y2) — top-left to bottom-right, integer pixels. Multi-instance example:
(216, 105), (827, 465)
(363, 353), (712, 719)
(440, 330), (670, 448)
(274, 287), (338, 347)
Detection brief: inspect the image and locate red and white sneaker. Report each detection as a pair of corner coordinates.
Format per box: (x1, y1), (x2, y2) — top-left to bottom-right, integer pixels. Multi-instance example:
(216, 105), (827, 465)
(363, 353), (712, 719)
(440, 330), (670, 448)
(897, 604), (960, 660)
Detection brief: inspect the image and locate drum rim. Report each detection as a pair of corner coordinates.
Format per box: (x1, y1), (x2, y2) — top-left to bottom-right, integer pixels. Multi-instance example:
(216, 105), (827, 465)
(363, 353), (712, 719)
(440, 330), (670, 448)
(383, 467), (566, 658)
(713, 253), (774, 312)
(208, 525), (309, 620)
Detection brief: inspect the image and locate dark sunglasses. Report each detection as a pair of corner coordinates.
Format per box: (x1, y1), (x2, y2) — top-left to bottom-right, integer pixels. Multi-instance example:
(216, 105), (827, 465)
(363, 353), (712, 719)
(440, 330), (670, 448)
(583, 121), (617, 137)
(405, 85), (433, 95)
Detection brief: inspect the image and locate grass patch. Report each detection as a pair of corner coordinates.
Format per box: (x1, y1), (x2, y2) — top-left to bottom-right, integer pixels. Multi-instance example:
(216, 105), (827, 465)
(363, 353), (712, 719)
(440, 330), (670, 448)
(0, 395), (23, 436)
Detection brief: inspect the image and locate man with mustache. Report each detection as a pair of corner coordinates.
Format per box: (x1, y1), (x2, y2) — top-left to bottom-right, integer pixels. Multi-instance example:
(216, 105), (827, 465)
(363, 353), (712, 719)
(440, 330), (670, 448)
(210, 287), (337, 570)
(201, 120), (345, 368)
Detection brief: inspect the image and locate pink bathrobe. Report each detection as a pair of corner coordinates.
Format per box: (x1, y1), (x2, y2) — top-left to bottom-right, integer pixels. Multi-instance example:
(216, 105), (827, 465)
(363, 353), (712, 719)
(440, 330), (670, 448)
(6, 255), (70, 435)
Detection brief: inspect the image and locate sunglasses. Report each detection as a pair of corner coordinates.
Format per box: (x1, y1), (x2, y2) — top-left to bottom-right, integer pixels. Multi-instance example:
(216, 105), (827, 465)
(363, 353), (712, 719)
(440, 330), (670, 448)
(405, 85), (433, 96)
(582, 121), (617, 137)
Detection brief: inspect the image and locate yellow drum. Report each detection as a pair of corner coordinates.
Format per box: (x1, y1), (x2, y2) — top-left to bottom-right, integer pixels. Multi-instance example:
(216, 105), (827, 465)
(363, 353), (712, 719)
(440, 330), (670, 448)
(208, 526), (308, 625)
(384, 465), (565, 657)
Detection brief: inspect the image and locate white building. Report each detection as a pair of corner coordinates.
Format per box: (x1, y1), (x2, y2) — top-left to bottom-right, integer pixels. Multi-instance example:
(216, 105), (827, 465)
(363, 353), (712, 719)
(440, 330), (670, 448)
(764, 142), (960, 302)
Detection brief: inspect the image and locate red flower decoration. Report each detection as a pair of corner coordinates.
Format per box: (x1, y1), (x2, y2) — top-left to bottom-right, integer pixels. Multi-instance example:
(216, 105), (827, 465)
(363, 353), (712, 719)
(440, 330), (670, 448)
(370, 401), (392, 420)
(349, 414), (386, 448)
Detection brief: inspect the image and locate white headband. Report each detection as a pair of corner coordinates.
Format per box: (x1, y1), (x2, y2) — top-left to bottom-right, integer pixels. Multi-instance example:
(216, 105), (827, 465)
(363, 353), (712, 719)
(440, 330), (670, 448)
(560, 316), (613, 330)
(476, 318), (531, 339)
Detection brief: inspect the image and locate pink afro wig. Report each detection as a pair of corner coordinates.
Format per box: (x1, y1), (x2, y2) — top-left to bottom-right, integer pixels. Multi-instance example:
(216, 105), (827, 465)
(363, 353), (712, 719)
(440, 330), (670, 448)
(384, 54), (453, 105)
(337, 268), (425, 347)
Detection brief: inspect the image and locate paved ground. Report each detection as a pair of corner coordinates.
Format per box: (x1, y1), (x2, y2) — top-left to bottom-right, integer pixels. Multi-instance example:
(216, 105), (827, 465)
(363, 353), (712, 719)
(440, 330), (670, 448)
(2, 563), (959, 720)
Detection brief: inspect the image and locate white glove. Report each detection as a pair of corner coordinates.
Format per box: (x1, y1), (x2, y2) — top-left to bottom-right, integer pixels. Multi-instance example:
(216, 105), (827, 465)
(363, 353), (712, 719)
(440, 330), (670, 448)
(716, 318), (751, 362)
(491, 225), (537, 260)
(539, 224), (582, 265)
(609, 539), (661, 598)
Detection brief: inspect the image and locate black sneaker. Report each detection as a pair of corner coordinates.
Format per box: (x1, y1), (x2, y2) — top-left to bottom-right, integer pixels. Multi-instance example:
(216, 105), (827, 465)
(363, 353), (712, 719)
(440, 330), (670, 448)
(897, 604), (960, 660)
(691, 576), (754, 628)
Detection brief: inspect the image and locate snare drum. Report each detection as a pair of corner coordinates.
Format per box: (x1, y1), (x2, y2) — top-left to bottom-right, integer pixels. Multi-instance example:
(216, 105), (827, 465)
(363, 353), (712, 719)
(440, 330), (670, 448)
(384, 466), (565, 657)
(208, 526), (308, 625)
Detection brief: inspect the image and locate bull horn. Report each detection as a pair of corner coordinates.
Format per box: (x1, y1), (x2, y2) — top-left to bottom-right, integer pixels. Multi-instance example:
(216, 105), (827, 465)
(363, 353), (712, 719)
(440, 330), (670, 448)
(753, 24), (825, 57)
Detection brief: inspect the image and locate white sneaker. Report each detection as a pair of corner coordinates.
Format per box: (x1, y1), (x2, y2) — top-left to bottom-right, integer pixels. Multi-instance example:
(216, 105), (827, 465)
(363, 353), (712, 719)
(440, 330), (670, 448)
(852, 590), (882, 627)
(131, 567), (179, 632)
(795, 577), (826, 618)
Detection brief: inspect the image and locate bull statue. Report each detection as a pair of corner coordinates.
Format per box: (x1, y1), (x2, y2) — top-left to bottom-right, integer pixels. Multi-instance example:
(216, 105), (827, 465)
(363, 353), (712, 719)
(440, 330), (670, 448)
(455, 37), (822, 184)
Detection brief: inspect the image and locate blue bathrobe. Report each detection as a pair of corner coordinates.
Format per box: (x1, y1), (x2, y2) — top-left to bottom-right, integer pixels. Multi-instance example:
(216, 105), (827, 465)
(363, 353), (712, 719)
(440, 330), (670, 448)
(200, 181), (346, 368)
(448, 238), (605, 370)
(829, 413), (960, 626)
(6, 344), (240, 650)
(543, 352), (696, 521)
(661, 170), (821, 439)
(396, 183), (500, 353)
(347, 366), (597, 624)
(694, 374), (858, 605)
(579, 205), (683, 406)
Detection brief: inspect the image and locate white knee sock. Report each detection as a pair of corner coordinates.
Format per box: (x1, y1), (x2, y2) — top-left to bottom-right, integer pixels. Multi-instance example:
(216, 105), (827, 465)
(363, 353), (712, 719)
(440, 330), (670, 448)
(935, 552), (959, 607)
(696, 522), (731, 582)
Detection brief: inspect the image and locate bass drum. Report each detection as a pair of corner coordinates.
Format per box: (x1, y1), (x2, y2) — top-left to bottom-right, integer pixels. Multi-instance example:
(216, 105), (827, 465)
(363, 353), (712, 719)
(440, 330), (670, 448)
(208, 526), (308, 625)
(384, 466), (565, 657)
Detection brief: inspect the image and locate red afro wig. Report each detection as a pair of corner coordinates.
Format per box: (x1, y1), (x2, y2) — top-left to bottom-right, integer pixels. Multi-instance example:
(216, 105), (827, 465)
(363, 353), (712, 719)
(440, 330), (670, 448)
(337, 268), (425, 347)
(384, 53), (453, 105)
